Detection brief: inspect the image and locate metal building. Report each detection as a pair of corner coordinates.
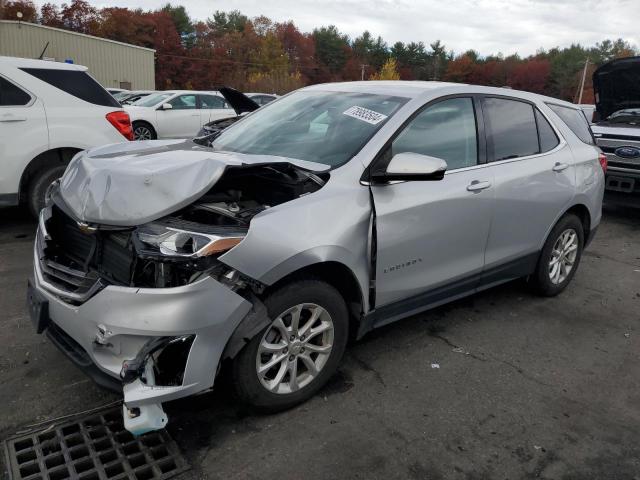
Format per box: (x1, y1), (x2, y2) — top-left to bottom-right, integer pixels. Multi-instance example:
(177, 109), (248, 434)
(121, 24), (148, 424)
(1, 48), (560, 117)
(0, 20), (155, 89)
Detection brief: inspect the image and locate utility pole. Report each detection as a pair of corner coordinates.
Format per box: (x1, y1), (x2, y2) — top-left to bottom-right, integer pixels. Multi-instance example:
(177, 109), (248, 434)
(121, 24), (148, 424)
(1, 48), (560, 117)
(577, 57), (590, 104)
(360, 64), (368, 81)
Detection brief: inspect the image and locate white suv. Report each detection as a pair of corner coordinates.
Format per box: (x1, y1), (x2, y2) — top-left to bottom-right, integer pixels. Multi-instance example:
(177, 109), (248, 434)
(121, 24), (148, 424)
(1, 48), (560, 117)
(125, 90), (237, 140)
(0, 57), (132, 216)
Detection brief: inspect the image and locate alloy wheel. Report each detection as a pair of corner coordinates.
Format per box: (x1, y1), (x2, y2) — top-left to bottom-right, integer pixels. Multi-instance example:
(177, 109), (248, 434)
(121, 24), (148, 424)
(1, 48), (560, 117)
(256, 303), (334, 394)
(548, 228), (578, 285)
(133, 126), (153, 140)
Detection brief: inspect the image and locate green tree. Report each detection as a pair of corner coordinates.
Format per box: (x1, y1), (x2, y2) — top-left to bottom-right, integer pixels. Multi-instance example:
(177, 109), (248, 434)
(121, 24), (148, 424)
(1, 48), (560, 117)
(160, 3), (194, 46)
(313, 25), (349, 73)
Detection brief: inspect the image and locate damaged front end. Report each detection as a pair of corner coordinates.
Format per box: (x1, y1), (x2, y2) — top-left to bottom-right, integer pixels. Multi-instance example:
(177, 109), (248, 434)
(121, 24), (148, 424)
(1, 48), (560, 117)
(31, 145), (328, 435)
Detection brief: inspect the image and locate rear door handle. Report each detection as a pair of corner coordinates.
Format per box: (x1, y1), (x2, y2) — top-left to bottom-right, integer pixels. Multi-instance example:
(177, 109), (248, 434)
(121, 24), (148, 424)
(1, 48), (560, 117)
(552, 162), (569, 172)
(467, 180), (492, 192)
(0, 114), (27, 122)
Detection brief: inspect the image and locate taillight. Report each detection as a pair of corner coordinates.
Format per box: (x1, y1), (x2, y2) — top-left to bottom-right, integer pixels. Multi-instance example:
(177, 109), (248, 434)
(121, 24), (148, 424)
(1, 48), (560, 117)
(598, 152), (607, 173)
(106, 111), (133, 141)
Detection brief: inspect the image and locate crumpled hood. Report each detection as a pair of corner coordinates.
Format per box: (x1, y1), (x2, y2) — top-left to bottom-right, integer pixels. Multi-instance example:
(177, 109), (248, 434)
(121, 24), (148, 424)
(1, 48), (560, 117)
(593, 56), (640, 120)
(59, 139), (329, 227)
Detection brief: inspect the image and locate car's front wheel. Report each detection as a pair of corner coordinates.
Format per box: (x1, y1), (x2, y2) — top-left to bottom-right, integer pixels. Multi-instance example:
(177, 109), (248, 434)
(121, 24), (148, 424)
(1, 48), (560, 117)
(531, 213), (584, 296)
(232, 279), (349, 412)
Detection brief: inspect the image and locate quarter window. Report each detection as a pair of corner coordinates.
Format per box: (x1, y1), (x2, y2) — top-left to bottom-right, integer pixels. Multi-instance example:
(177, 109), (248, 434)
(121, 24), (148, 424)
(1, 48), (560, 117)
(547, 103), (594, 145)
(390, 97), (478, 170)
(483, 98), (539, 161)
(0, 76), (31, 106)
(535, 109), (560, 152)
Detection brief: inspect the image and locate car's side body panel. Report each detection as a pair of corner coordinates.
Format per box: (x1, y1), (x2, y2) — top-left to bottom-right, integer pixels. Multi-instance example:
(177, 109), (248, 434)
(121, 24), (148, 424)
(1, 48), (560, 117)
(0, 57), (127, 200)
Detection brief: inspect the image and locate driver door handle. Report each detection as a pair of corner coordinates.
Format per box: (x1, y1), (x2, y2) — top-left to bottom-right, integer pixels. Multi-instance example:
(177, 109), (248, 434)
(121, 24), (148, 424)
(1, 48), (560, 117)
(0, 114), (27, 122)
(467, 180), (491, 192)
(552, 162), (569, 172)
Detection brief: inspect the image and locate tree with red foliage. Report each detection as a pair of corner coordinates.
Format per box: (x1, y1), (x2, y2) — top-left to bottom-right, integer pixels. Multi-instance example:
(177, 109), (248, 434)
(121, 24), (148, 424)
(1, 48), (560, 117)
(59, 0), (99, 34)
(444, 54), (475, 83)
(40, 3), (63, 28)
(97, 8), (155, 47)
(509, 58), (551, 94)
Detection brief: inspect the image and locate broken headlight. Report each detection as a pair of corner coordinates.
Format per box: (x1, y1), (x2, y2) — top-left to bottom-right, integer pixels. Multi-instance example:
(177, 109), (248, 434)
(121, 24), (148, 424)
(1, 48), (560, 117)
(135, 223), (245, 258)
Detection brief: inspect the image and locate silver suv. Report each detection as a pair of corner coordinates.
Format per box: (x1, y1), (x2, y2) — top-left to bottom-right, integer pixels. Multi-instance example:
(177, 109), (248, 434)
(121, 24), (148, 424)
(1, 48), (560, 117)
(28, 82), (604, 434)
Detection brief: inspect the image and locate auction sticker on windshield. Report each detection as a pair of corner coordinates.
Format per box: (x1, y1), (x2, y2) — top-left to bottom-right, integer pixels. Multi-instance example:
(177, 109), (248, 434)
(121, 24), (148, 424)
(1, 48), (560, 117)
(343, 106), (388, 125)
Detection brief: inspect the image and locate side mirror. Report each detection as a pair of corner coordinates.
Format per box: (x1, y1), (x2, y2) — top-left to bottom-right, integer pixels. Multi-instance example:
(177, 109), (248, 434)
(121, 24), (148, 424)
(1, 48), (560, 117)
(159, 103), (173, 111)
(373, 152), (448, 182)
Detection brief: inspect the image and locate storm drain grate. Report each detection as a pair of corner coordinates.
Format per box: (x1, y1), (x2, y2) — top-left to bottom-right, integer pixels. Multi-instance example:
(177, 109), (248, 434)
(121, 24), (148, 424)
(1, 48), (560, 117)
(4, 408), (189, 480)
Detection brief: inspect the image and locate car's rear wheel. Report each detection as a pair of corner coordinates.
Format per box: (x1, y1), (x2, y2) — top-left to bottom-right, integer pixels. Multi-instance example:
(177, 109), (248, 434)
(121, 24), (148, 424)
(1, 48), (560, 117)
(232, 279), (348, 412)
(132, 121), (156, 141)
(530, 213), (584, 296)
(27, 165), (66, 218)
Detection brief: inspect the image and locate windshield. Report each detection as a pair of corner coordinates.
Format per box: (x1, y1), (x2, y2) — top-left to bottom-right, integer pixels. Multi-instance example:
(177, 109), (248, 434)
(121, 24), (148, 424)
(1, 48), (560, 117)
(133, 92), (173, 107)
(211, 90), (408, 168)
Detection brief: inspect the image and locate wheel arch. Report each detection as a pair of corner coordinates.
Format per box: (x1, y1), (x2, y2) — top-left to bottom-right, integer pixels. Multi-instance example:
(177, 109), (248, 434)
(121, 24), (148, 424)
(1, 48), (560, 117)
(264, 261), (365, 338)
(18, 147), (81, 202)
(132, 120), (157, 139)
(222, 261), (365, 361)
(538, 202), (591, 252)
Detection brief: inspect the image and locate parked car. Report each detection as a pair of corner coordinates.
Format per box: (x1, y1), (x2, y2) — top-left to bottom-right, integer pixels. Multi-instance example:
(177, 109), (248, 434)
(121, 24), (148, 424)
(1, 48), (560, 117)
(0, 56), (132, 216)
(246, 92), (278, 105)
(29, 81), (604, 435)
(196, 87), (261, 139)
(126, 90), (237, 140)
(115, 90), (155, 105)
(591, 56), (640, 207)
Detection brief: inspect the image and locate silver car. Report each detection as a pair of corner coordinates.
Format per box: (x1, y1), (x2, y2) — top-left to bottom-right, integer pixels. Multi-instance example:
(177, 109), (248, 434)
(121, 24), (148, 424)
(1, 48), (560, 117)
(28, 81), (604, 434)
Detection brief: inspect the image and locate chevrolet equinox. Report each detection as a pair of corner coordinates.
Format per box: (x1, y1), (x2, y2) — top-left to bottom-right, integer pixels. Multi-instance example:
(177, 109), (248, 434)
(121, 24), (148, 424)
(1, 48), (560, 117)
(28, 81), (605, 434)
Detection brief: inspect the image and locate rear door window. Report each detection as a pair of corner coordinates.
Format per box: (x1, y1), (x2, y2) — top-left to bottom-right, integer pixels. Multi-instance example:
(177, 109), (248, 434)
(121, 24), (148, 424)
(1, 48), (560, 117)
(0, 76), (31, 106)
(199, 95), (226, 109)
(168, 94), (196, 110)
(547, 103), (594, 145)
(21, 68), (120, 107)
(482, 97), (539, 161)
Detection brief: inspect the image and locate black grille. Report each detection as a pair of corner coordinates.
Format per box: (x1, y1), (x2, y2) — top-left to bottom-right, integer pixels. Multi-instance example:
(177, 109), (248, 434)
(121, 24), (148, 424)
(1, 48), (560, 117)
(39, 206), (136, 302)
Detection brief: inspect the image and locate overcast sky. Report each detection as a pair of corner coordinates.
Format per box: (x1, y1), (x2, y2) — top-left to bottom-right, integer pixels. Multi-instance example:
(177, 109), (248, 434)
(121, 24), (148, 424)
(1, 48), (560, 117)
(85, 0), (638, 57)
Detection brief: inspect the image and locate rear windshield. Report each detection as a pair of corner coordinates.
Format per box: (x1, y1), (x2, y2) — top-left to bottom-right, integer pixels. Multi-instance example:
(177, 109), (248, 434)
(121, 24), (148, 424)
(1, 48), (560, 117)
(547, 104), (594, 145)
(21, 68), (120, 108)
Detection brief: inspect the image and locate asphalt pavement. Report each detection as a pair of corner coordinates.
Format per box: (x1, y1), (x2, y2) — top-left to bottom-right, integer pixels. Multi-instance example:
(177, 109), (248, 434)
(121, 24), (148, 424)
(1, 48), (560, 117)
(1, 204), (639, 479)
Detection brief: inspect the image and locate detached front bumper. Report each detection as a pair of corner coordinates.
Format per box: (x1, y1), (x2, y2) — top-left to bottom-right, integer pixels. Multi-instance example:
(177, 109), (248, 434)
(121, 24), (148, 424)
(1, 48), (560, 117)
(30, 230), (252, 409)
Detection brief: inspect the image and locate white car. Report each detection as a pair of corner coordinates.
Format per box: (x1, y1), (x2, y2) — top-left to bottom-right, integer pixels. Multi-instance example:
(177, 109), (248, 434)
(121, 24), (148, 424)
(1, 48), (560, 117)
(0, 56), (132, 216)
(126, 90), (237, 140)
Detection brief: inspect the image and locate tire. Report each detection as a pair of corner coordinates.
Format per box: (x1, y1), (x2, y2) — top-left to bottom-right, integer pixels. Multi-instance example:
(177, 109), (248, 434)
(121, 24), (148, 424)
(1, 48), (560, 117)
(530, 214), (584, 296)
(27, 165), (67, 218)
(132, 121), (156, 141)
(232, 279), (349, 412)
